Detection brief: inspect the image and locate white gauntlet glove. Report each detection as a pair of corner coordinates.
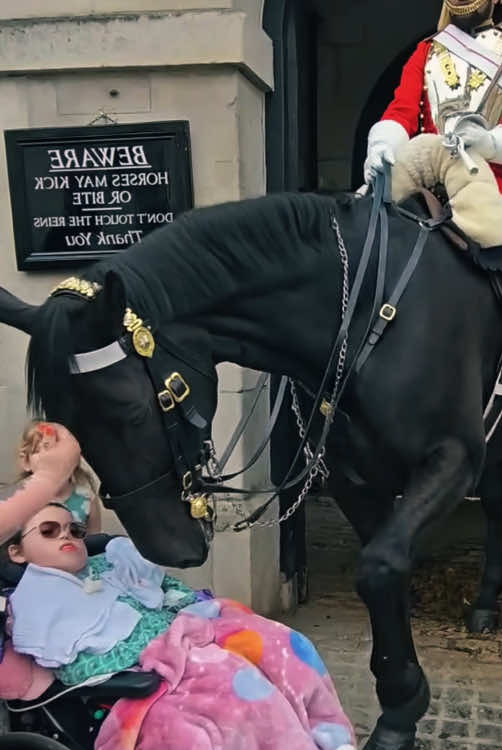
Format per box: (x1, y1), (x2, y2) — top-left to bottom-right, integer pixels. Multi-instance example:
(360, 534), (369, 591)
(455, 122), (502, 164)
(364, 120), (409, 184)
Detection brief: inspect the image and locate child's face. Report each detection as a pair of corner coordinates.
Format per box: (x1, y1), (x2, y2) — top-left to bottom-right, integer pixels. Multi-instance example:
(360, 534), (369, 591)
(9, 505), (88, 574)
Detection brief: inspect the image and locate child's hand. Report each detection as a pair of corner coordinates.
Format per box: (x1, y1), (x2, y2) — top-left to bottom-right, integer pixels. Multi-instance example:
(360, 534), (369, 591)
(36, 423), (57, 451)
(34, 424), (81, 485)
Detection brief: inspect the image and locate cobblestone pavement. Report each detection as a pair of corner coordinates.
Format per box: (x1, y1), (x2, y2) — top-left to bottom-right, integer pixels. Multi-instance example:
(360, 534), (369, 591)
(283, 497), (502, 749)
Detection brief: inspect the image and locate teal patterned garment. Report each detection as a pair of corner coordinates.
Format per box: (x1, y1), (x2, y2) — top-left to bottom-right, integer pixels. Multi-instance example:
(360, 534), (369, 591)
(55, 554), (196, 685)
(64, 490), (91, 524)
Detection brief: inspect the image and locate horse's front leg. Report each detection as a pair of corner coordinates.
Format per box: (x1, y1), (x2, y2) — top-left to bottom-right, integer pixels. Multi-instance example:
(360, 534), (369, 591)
(358, 438), (475, 750)
(468, 462), (502, 633)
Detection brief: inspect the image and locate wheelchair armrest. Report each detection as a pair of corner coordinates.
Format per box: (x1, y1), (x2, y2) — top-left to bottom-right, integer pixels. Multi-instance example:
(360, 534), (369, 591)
(69, 670), (161, 699)
(7, 670), (161, 710)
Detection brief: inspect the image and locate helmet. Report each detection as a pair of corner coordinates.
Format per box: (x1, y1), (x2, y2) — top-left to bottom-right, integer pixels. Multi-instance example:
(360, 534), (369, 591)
(438, 0), (492, 30)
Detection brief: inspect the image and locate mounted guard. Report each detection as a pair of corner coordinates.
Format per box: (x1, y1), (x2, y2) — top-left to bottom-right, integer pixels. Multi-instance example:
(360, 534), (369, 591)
(365, 0), (502, 248)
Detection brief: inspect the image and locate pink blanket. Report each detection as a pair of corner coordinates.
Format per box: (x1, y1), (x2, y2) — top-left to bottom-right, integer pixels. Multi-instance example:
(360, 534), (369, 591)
(96, 598), (355, 750)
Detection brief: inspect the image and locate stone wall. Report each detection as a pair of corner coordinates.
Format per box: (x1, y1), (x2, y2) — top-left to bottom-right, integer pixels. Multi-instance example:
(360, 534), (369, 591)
(0, 0), (280, 613)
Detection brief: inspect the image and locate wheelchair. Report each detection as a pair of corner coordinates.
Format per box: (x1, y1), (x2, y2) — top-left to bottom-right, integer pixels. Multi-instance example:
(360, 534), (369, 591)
(0, 534), (161, 750)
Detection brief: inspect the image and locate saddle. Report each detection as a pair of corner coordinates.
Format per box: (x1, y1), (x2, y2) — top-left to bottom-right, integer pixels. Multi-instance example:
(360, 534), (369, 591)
(400, 188), (502, 303)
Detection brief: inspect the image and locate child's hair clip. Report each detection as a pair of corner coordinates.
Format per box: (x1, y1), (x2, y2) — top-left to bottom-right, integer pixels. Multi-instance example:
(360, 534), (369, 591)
(37, 423), (55, 437)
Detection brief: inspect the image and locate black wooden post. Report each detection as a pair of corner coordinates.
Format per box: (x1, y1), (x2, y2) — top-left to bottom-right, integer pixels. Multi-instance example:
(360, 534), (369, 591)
(264, 0), (317, 609)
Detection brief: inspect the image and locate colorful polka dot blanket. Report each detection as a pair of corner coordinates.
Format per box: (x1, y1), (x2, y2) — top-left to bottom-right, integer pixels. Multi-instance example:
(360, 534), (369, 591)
(95, 598), (355, 750)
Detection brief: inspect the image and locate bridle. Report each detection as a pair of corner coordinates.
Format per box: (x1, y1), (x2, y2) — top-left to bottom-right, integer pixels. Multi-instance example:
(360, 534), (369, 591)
(52, 170), (441, 533)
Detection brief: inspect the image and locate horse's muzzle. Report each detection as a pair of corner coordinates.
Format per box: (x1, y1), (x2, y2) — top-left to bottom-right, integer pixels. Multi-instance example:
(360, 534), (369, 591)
(102, 471), (213, 567)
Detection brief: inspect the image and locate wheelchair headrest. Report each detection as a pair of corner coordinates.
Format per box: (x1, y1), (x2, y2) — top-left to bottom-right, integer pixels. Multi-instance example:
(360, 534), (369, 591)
(0, 533), (119, 589)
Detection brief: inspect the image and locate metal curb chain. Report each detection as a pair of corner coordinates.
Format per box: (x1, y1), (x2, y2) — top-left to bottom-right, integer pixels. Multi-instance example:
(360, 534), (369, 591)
(246, 212), (350, 529)
(289, 379), (329, 480)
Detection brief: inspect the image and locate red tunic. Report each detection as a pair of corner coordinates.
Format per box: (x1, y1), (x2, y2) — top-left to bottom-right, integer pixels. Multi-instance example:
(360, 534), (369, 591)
(380, 40), (502, 192)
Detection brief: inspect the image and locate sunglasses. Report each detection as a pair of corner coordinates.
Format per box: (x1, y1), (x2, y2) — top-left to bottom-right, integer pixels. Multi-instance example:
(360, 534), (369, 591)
(21, 520), (87, 540)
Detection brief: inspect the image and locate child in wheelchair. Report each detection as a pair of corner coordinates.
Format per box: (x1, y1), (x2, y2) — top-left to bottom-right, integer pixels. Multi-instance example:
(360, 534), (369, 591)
(4, 503), (196, 686)
(1, 501), (355, 750)
(0, 508), (164, 750)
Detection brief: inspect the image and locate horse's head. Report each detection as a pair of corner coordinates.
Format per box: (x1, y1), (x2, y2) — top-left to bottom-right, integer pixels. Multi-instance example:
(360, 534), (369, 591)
(0, 272), (217, 567)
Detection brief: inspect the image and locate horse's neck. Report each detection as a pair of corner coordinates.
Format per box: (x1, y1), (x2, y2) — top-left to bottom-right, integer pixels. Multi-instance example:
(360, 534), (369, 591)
(122, 192), (356, 384)
(200, 250), (346, 383)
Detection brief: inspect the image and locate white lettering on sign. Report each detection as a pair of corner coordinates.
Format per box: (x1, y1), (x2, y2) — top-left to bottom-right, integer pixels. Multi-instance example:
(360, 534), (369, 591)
(65, 232), (92, 247)
(48, 145), (151, 171)
(33, 216), (66, 228)
(25, 132), (187, 264)
(74, 175), (108, 189)
(72, 192), (106, 206)
(95, 230), (143, 245)
(68, 215), (93, 227)
(111, 171), (169, 187)
(34, 176), (70, 190)
(94, 213), (135, 226)
(137, 212), (174, 224)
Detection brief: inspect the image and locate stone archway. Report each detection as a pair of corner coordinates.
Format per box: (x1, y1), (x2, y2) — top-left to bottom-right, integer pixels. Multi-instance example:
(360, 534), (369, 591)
(313, 0), (439, 190)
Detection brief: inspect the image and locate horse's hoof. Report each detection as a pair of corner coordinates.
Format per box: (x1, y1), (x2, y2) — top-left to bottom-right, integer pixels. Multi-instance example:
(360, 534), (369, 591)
(362, 724), (416, 750)
(466, 607), (498, 633)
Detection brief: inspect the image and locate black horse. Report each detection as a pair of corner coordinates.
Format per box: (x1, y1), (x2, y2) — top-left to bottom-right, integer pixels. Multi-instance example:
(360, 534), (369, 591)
(1, 189), (502, 750)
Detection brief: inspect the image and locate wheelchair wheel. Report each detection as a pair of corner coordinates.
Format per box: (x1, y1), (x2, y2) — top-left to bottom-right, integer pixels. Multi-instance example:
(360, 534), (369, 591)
(0, 732), (70, 749)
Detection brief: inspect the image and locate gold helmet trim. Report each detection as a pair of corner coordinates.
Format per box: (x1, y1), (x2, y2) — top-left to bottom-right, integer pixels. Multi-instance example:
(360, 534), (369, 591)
(439, 0), (490, 29)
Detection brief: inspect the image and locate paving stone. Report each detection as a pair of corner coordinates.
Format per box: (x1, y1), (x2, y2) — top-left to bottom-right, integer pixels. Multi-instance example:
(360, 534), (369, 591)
(477, 704), (502, 722)
(476, 723), (502, 742)
(439, 720), (470, 738)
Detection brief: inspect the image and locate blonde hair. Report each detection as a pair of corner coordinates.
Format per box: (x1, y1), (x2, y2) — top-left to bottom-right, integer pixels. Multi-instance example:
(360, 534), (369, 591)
(18, 421), (97, 495)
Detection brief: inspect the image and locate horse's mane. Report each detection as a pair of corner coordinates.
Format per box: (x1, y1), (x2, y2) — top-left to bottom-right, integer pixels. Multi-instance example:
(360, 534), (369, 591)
(27, 296), (78, 419)
(27, 191), (350, 418)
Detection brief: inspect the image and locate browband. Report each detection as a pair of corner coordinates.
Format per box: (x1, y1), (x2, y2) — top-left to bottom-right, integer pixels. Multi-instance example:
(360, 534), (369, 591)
(71, 340), (127, 374)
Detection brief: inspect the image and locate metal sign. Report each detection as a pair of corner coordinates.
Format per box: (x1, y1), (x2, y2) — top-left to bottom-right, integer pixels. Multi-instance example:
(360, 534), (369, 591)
(4, 121), (193, 270)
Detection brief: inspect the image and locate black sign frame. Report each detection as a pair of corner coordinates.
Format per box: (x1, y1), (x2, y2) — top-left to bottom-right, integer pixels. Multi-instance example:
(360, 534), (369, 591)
(4, 121), (194, 271)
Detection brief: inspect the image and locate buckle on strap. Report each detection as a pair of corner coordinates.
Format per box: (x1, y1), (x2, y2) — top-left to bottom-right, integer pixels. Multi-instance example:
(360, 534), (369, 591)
(379, 303), (396, 322)
(158, 388), (175, 412)
(182, 471), (193, 491)
(165, 372), (190, 403)
(418, 212), (451, 232)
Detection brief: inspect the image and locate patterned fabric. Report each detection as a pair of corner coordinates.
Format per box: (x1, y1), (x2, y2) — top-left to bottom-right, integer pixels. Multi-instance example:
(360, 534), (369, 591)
(55, 554), (195, 685)
(96, 598), (356, 750)
(64, 489), (91, 524)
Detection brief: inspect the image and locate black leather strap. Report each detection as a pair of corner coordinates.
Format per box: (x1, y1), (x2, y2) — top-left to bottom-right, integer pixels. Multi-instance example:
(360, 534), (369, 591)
(355, 226), (429, 372)
(232, 175), (389, 528)
(218, 374), (288, 480)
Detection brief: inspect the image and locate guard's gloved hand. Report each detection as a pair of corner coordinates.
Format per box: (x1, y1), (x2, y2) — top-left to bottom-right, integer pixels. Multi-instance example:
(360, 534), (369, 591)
(364, 120), (409, 184)
(455, 122), (502, 164)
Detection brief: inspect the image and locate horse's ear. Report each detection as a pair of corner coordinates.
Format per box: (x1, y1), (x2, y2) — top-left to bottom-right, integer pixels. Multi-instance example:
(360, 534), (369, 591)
(0, 286), (38, 334)
(88, 271), (127, 339)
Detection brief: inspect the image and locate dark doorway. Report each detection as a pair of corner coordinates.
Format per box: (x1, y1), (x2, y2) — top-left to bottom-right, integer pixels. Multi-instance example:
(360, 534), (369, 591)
(264, 0), (318, 193)
(350, 35), (434, 189)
